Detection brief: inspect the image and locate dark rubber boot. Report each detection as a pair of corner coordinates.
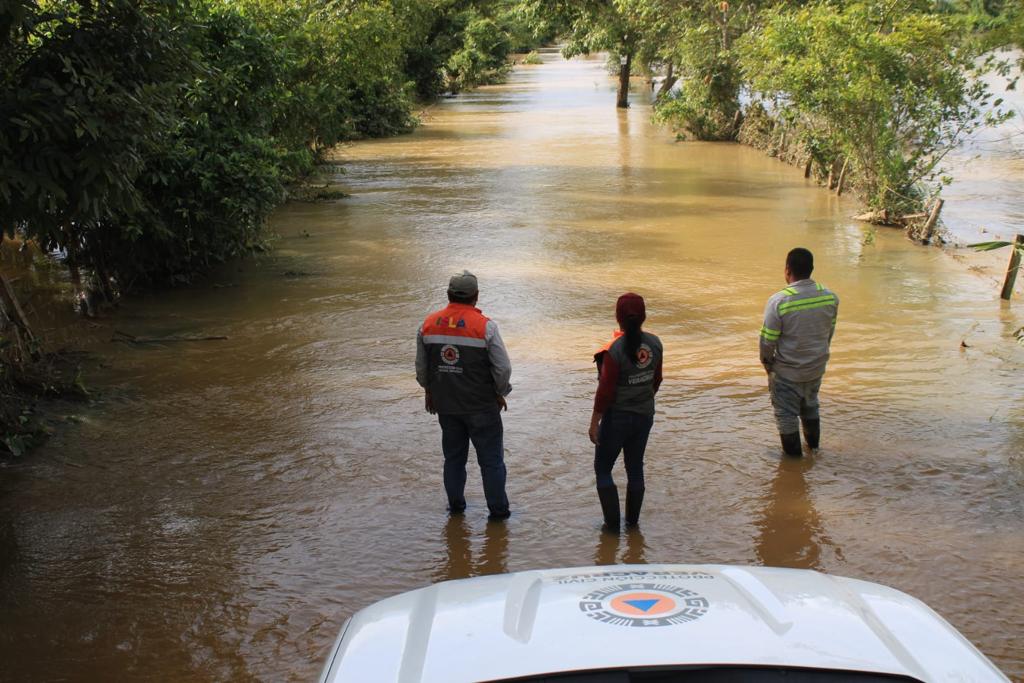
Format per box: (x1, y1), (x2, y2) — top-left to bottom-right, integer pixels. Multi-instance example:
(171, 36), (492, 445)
(625, 486), (645, 527)
(448, 498), (466, 515)
(802, 418), (820, 450)
(487, 507), (511, 521)
(597, 485), (620, 532)
(780, 432), (802, 457)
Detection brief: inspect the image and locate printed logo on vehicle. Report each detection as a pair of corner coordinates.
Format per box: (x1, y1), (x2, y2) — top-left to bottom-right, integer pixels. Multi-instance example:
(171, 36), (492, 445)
(635, 344), (653, 369)
(440, 345), (460, 365)
(579, 583), (709, 627)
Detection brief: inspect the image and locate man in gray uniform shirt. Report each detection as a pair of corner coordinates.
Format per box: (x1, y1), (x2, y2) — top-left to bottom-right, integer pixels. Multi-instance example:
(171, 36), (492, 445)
(760, 248), (839, 456)
(416, 271), (513, 519)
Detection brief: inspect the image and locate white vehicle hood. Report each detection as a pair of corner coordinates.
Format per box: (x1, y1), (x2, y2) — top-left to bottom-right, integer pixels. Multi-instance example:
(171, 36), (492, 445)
(320, 564), (1007, 683)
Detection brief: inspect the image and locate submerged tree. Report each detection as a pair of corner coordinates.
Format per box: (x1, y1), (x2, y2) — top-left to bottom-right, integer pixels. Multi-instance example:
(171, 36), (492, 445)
(544, 0), (650, 108)
(738, 0), (1009, 217)
(652, 0), (774, 140)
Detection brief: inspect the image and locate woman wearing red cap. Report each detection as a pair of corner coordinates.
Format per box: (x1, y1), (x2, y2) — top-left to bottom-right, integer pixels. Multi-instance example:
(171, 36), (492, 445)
(589, 293), (663, 531)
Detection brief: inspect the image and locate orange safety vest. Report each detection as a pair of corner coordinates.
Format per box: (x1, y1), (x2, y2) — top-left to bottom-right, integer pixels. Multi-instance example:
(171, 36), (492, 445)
(422, 303), (489, 347)
(421, 303), (494, 414)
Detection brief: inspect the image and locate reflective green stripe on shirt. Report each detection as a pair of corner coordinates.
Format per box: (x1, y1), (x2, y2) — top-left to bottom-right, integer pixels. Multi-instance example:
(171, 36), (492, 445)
(778, 294), (835, 313)
(780, 286), (798, 296)
(779, 297), (837, 315)
(760, 326), (781, 341)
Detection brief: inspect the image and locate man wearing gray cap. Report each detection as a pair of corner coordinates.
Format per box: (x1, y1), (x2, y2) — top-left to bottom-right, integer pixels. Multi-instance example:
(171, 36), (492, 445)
(416, 271), (513, 519)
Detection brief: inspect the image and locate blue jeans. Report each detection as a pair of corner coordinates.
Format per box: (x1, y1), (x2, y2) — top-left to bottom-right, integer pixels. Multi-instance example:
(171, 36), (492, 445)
(438, 409), (509, 514)
(594, 408), (654, 489)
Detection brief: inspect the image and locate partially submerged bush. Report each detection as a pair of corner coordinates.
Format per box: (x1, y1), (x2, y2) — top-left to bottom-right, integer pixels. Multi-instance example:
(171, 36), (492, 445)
(739, 0), (1009, 216)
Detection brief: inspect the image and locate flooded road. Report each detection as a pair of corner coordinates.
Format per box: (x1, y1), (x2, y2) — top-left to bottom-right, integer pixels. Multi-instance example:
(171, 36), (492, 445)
(2, 50), (1023, 681)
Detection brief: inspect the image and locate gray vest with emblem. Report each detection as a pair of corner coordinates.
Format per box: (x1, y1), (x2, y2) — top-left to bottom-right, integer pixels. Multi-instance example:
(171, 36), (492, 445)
(608, 331), (662, 416)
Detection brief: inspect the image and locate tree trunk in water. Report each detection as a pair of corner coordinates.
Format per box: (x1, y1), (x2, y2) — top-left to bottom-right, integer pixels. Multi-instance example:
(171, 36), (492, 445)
(656, 62), (676, 100)
(617, 53), (632, 109)
(835, 158), (849, 195)
(804, 156), (813, 178)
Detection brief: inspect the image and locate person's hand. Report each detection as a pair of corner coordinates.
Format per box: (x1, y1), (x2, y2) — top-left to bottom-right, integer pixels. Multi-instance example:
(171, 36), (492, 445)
(766, 370), (775, 392)
(425, 389), (436, 415)
(496, 394), (508, 411)
(589, 414), (602, 446)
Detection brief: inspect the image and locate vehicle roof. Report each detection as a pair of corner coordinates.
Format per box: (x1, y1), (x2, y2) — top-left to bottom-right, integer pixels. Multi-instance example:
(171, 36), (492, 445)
(319, 564), (1008, 683)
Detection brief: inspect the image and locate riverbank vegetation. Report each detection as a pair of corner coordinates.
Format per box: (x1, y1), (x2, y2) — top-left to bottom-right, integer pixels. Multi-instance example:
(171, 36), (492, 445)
(0, 0), (552, 455)
(0, 0), (550, 295)
(542, 0), (1021, 230)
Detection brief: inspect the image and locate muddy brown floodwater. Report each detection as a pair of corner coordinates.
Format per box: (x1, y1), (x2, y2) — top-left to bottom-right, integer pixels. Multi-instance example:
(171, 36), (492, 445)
(2, 49), (1024, 682)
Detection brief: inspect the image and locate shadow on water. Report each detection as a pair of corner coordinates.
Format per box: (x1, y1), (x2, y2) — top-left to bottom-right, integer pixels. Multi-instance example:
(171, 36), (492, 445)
(754, 454), (843, 570)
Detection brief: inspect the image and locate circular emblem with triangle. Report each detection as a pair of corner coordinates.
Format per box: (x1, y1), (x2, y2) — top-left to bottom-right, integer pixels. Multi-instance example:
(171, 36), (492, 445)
(578, 582), (709, 627)
(635, 343), (652, 369)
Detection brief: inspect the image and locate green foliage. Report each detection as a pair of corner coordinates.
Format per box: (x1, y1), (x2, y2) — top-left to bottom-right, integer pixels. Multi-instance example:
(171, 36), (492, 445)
(549, 0), (667, 107)
(549, 0), (763, 136)
(446, 12), (512, 92)
(232, 0), (416, 145)
(0, 0), (548, 293)
(739, 0), (1008, 215)
(0, 1), (192, 261)
(651, 0), (768, 140)
(654, 44), (742, 141)
(0, 0), (423, 289)
(401, 1), (551, 99)
(521, 50), (544, 64)
(969, 240), (1020, 250)
(400, 2), (468, 99)
(499, 1), (559, 52)
(553, 0), (650, 64)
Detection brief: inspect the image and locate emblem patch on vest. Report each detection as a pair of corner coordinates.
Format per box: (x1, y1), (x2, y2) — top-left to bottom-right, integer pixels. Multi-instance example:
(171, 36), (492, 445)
(440, 345), (460, 365)
(635, 343), (653, 369)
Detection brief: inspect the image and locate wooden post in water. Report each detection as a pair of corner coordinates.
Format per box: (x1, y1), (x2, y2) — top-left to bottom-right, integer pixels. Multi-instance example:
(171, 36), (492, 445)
(803, 156), (813, 178)
(920, 198), (944, 244)
(1000, 234), (1024, 301)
